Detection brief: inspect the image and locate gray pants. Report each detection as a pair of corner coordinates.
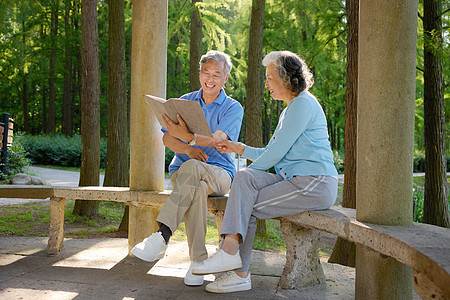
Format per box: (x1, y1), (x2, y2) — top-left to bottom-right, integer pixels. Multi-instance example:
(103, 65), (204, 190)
(157, 159), (231, 262)
(220, 167), (338, 272)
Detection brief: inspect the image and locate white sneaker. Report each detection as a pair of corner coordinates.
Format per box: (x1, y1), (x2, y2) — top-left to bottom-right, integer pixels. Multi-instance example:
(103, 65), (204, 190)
(130, 232), (167, 262)
(184, 262), (204, 286)
(205, 271), (251, 293)
(192, 249), (242, 275)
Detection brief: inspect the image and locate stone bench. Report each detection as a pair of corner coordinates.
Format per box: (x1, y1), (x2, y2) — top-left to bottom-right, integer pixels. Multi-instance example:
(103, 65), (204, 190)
(281, 207), (450, 299)
(0, 185), (228, 255)
(1, 185), (449, 298)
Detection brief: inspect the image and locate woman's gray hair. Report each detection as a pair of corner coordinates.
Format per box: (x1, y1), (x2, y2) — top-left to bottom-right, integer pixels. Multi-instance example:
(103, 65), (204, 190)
(199, 50), (232, 75)
(262, 51), (314, 93)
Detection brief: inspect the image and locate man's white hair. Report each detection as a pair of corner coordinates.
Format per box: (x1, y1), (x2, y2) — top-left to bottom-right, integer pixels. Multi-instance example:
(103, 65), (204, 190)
(199, 50), (232, 75)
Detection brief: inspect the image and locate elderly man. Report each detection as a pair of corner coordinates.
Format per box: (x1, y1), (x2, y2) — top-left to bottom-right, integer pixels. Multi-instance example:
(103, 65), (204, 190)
(131, 50), (243, 287)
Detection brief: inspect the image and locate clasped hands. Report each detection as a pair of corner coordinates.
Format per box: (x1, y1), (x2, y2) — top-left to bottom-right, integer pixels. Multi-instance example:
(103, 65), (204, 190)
(162, 113), (244, 157)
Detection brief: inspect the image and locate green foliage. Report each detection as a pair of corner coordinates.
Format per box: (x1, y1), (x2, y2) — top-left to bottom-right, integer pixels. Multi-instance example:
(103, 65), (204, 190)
(18, 134), (108, 168)
(413, 150), (426, 173)
(0, 133), (32, 181)
(413, 149), (450, 172)
(165, 147), (175, 172)
(253, 219), (286, 252)
(413, 185), (424, 222)
(333, 149), (344, 174)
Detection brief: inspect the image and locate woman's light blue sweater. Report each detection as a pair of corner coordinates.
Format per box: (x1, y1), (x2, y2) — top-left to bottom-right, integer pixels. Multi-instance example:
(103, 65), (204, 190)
(242, 91), (338, 179)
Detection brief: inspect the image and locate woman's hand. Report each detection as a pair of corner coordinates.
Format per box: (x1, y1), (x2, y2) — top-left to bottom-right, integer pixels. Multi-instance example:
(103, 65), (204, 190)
(216, 140), (245, 155)
(163, 114), (192, 142)
(207, 137), (226, 148)
(186, 147), (209, 162)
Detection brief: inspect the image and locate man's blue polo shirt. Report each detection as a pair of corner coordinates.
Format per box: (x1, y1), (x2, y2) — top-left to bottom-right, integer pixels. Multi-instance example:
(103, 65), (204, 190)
(163, 88), (243, 178)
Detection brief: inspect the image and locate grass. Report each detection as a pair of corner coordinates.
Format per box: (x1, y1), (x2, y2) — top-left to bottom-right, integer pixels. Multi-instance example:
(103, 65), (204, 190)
(0, 200), (127, 238)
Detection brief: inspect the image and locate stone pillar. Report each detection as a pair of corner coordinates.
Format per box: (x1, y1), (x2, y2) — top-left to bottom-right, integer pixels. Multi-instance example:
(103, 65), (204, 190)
(47, 197), (66, 256)
(128, 0), (168, 251)
(279, 219), (325, 289)
(356, 0), (418, 298)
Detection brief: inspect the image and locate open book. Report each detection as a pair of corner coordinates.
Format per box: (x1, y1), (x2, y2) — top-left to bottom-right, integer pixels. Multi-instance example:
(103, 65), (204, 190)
(144, 94), (212, 137)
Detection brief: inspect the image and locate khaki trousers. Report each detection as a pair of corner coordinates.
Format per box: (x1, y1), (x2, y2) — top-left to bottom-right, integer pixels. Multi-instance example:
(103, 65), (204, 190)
(156, 159), (231, 262)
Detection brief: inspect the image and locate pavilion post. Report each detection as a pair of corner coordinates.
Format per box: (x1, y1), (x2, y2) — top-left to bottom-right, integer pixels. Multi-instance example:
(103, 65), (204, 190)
(356, 0), (418, 298)
(128, 0), (168, 252)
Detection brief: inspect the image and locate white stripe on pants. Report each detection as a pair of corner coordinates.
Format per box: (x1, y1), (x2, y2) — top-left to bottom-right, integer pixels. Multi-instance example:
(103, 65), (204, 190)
(220, 167), (338, 272)
(157, 159), (231, 262)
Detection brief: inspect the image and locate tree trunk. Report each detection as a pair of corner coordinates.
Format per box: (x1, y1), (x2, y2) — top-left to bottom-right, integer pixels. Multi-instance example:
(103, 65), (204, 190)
(104, 0), (130, 232)
(189, 0), (202, 91)
(246, 0), (266, 236)
(73, 0), (101, 217)
(22, 72), (29, 133)
(62, 0), (73, 137)
(42, 82), (47, 133)
(423, 0), (449, 228)
(329, 0), (358, 266)
(72, 0), (82, 133)
(329, 116), (335, 149)
(127, 28), (132, 140)
(245, 0), (265, 149)
(20, 20), (29, 134)
(40, 23), (48, 134)
(48, 0), (59, 134)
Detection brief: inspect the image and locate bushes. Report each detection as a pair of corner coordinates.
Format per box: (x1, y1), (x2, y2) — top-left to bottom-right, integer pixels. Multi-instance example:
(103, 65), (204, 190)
(18, 134), (108, 168)
(18, 134), (173, 171)
(0, 133), (32, 181)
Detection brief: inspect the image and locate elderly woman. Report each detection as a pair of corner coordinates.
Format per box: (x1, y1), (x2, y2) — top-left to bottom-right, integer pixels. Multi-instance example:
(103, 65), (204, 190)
(192, 50), (338, 293)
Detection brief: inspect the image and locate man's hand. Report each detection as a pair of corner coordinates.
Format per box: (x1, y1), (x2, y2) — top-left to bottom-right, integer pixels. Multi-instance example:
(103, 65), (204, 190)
(207, 137), (226, 148)
(186, 146), (209, 162)
(163, 114), (192, 142)
(216, 140), (245, 155)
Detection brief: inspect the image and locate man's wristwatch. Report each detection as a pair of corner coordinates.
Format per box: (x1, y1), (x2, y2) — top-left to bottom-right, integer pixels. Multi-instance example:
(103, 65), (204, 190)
(188, 133), (197, 146)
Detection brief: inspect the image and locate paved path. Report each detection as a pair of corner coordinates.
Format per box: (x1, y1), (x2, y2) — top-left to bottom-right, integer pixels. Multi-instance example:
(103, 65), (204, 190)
(0, 236), (360, 299)
(30, 166), (105, 187)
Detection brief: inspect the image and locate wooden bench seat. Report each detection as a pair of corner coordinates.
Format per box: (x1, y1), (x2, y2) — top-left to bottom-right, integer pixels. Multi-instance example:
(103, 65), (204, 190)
(1, 185), (448, 298)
